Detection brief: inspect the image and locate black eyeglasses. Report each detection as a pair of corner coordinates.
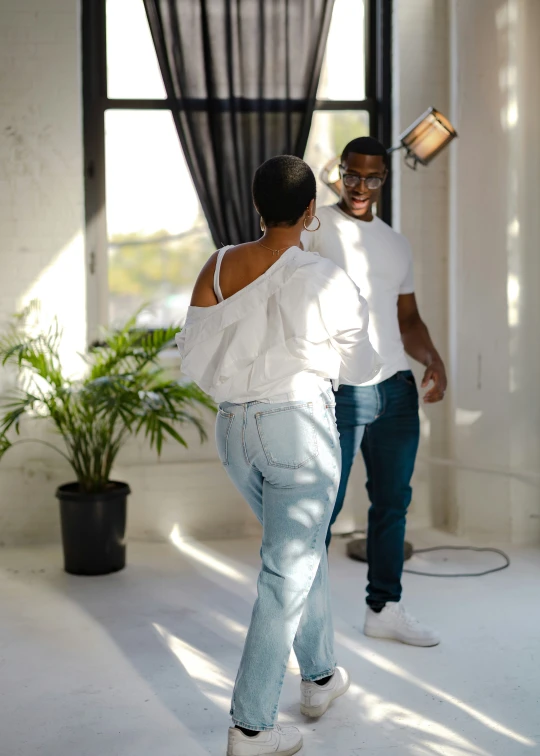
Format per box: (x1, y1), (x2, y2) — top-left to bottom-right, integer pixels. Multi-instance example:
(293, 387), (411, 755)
(339, 168), (385, 190)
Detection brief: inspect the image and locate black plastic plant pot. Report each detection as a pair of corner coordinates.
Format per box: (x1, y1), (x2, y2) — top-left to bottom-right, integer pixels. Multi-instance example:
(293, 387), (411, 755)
(56, 481), (130, 576)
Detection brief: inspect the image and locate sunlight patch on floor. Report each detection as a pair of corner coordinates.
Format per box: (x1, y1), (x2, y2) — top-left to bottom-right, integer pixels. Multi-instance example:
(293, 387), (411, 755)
(154, 622), (233, 711)
(347, 681), (491, 756)
(169, 525), (251, 585)
(337, 632), (535, 748)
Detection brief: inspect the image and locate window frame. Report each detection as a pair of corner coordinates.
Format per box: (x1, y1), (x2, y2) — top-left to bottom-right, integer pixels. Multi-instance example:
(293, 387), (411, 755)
(82, 0), (392, 342)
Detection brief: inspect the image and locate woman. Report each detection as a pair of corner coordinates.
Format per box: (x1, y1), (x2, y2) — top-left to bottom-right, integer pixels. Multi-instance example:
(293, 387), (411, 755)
(176, 156), (380, 756)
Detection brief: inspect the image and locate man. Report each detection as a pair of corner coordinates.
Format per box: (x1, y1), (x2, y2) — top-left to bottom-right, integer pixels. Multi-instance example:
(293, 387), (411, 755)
(302, 136), (447, 647)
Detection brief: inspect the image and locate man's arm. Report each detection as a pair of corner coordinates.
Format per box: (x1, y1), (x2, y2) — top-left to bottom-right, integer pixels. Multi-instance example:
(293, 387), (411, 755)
(397, 293), (447, 403)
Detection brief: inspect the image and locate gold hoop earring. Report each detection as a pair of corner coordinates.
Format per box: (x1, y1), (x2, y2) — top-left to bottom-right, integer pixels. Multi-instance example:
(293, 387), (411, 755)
(260, 217), (266, 232)
(303, 214), (321, 232)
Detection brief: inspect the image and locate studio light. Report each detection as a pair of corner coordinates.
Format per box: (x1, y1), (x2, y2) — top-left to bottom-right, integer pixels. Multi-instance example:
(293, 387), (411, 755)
(391, 106), (458, 169)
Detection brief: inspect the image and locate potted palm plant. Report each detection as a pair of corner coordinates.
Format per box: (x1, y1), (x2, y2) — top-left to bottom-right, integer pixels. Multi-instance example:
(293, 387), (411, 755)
(0, 307), (214, 576)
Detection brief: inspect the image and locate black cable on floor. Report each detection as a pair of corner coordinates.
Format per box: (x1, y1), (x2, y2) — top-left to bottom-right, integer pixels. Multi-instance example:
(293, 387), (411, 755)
(337, 532), (511, 577)
(403, 545), (510, 577)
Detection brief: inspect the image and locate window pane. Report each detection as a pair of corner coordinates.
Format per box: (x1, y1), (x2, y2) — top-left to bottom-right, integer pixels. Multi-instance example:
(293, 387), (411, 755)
(304, 110), (370, 207)
(106, 0), (166, 99)
(105, 110), (214, 329)
(317, 0), (366, 101)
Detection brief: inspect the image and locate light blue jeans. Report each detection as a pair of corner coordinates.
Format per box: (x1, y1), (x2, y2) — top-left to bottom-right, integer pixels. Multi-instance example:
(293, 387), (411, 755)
(216, 387), (341, 731)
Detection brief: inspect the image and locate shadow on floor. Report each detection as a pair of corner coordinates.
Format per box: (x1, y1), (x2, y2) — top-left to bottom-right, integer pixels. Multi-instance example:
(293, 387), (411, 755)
(2, 536), (538, 756)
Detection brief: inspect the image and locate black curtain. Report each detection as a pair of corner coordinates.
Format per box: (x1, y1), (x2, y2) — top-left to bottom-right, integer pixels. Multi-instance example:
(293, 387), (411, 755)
(144, 0), (335, 245)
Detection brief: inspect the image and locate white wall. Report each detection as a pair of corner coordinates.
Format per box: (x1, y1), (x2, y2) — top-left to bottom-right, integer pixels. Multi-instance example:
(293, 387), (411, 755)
(370, 0), (540, 547)
(0, 0), (254, 547)
(393, 0), (451, 533)
(328, 0), (452, 539)
(0, 0), (87, 544)
(341, 0), (452, 540)
(448, 0), (540, 544)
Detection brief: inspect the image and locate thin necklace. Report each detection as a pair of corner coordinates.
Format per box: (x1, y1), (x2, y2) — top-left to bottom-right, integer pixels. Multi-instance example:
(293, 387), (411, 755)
(257, 239), (292, 256)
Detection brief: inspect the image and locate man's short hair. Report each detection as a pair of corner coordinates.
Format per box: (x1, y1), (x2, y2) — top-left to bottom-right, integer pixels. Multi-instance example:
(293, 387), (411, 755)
(253, 155), (316, 228)
(341, 136), (389, 168)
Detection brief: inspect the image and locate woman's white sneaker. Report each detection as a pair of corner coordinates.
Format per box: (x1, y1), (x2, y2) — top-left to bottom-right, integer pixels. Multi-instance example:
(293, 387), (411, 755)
(364, 601), (440, 647)
(300, 666), (350, 718)
(227, 724), (302, 756)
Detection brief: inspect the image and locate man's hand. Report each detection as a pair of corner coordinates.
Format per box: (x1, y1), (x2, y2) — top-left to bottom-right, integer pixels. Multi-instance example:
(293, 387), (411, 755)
(421, 360), (447, 403)
(398, 294), (447, 403)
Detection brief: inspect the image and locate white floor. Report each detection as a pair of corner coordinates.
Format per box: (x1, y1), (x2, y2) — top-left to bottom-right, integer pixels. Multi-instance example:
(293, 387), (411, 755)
(1, 532), (539, 756)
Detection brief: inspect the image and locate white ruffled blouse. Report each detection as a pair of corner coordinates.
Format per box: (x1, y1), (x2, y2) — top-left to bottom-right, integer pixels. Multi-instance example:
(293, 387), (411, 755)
(175, 246), (381, 404)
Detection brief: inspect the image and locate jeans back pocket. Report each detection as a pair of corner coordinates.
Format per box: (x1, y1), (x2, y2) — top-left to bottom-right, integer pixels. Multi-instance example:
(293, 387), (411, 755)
(255, 403), (319, 469)
(215, 409), (234, 466)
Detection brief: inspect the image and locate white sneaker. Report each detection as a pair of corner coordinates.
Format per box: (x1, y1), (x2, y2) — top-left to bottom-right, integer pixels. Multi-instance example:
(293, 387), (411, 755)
(227, 723), (302, 756)
(364, 601), (440, 647)
(300, 666), (350, 718)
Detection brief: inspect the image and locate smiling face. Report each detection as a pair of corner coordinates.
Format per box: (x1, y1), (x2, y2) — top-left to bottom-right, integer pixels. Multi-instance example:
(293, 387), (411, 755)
(338, 152), (388, 222)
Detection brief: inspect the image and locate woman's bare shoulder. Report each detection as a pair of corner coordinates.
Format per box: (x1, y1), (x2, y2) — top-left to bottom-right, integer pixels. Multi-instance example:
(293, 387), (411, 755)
(190, 250), (220, 307)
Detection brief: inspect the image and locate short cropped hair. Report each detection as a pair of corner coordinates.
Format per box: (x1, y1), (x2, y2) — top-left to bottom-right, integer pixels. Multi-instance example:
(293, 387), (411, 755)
(252, 155), (316, 228)
(341, 136), (389, 168)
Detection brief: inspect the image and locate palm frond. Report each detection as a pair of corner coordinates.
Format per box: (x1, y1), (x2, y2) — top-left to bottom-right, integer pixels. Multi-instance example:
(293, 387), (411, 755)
(0, 433), (12, 461)
(0, 308), (214, 491)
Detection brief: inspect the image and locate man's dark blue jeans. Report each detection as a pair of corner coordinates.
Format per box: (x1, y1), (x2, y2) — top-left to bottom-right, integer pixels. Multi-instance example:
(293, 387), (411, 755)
(328, 371), (420, 610)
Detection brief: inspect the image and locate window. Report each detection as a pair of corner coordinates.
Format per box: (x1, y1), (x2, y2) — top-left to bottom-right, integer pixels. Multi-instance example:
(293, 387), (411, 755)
(305, 0), (370, 206)
(106, 0), (165, 100)
(104, 110), (214, 328)
(104, 0), (214, 329)
(83, 0), (391, 337)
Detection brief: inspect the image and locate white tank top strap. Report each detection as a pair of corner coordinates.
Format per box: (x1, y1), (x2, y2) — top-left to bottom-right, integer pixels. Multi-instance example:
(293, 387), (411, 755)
(213, 246), (229, 303)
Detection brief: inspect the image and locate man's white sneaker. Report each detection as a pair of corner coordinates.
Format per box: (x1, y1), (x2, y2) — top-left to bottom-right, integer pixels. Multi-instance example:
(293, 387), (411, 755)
(300, 666), (350, 718)
(364, 601), (440, 647)
(227, 724), (302, 756)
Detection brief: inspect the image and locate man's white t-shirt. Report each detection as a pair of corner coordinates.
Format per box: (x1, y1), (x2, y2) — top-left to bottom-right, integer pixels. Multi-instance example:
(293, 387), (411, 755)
(302, 204), (414, 385)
